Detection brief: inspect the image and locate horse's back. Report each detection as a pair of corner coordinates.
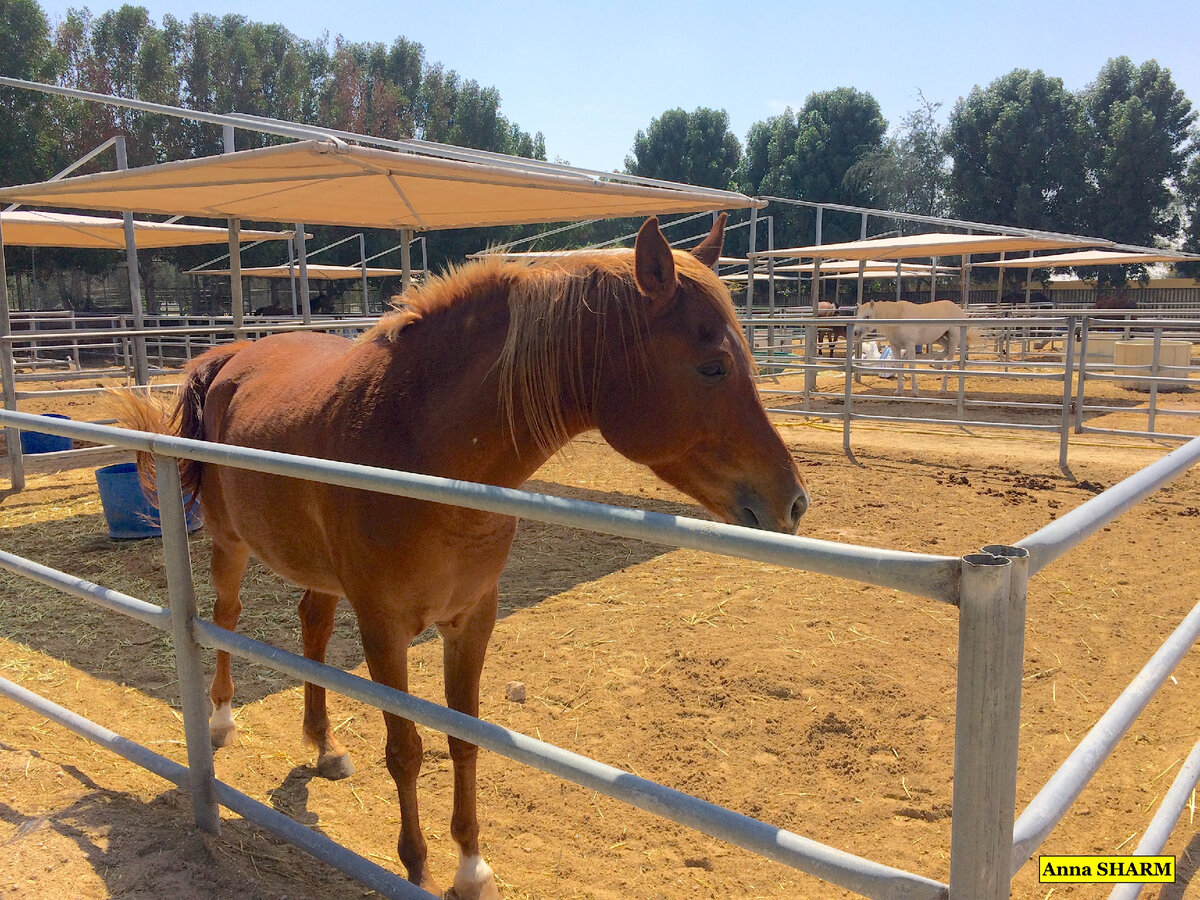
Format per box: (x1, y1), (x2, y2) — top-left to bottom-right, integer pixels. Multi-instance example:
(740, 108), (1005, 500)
(204, 332), (354, 447)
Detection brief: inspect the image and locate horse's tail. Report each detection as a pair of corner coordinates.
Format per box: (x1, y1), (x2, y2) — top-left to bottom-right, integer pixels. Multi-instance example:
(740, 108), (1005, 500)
(110, 341), (250, 507)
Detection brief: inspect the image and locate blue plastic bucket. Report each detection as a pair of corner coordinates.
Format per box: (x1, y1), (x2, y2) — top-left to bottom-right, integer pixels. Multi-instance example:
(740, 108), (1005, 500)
(20, 413), (73, 454)
(95, 462), (203, 540)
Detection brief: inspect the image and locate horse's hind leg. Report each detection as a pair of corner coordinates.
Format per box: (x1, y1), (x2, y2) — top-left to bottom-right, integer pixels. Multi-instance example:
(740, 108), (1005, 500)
(298, 589), (354, 780)
(441, 587), (501, 900)
(209, 538), (249, 748)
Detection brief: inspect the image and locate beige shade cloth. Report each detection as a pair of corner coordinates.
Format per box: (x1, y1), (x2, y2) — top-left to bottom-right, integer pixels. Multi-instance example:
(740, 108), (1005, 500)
(192, 263), (413, 280)
(0, 140), (764, 230)
(767, 260), (936, 275)
(0, 209), (292, 249)
(969, 249), (1200, 268)
(757, 231), (1106, 261)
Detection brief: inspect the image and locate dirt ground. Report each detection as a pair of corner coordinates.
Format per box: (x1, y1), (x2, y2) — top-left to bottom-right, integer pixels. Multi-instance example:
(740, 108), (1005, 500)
(2, 362), (1200, 899)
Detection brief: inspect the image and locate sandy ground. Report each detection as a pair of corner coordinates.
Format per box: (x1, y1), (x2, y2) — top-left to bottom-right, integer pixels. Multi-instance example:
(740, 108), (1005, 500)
(1, 362), (1199, 899)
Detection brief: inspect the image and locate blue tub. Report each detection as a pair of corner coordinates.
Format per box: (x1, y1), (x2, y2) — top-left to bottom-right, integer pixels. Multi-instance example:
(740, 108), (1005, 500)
(20, 413), (73, 454)
(95, 462), (203, 540)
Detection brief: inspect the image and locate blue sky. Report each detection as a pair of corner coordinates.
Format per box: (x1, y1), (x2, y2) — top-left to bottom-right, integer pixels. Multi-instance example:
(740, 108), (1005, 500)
(31, 0), (1200, 173)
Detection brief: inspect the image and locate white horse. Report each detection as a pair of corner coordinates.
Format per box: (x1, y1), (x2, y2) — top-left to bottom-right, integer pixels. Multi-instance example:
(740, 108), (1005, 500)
(855, 299), (969, 396)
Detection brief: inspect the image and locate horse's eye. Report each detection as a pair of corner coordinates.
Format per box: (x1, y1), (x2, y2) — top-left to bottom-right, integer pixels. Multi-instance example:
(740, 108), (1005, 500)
(697, 360), (727, 381)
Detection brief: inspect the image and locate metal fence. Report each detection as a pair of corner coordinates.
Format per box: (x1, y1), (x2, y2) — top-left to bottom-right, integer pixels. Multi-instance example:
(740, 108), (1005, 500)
(0, 410), (1198, 899)
(745, 310), (1200, 472)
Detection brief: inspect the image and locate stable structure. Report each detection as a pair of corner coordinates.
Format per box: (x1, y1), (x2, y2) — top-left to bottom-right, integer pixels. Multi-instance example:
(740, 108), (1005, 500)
(0, 77), (763, 492)
(0, 209), (294, 249)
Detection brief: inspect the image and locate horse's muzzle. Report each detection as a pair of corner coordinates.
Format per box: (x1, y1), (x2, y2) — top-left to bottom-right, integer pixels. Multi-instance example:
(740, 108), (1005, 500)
(734, 484), (808, 533)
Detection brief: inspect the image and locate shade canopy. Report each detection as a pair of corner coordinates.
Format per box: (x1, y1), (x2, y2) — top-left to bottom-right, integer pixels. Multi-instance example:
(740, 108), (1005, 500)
(969, 248), (1200, 268)
(0, 140), (764, 231)
(0, 209), (292, 249)
(192, 263), (414, 280)
(757, 231), (1106, 261)
(768, 260), (936, 275)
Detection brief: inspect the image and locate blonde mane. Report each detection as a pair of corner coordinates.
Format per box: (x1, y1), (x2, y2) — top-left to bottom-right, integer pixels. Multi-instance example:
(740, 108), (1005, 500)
(362, 250), (742, 458)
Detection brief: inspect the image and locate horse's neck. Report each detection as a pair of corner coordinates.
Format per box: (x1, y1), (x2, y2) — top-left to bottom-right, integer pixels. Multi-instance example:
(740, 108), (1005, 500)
(361, 282), (605, 487)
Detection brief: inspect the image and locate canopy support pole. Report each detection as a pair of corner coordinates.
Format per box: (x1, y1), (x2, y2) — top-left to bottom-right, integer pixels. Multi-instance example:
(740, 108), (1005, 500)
(296, 223), (312, 325)
(115, 136), (149, 385)
(223, 126), (244, 335)
(400, 229), (413, 294)
(0, 218), (24, 490)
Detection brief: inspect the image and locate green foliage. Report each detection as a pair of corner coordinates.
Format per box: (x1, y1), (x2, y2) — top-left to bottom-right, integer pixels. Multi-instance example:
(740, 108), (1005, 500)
(0, 0), (60, 185)
(849, 92), (948, 219)
(945, 69), (1089, 233)
(1177, 133), (1200, 280)
(1081, 57), (1195, 282)
(738, 88), (886, 245)
(625, 107), (741, 190)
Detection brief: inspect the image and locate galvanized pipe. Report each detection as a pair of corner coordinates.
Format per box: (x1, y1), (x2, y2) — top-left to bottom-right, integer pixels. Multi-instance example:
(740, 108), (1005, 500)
(194, 619), (948, 900)
(114, 136), (149, 385)
(0, 409), (964, 604)
(156, 454), (221, 834)
(1107, 737), (1200, 900)
(949, 552), (1018, 900)
(1017, 435), (1200, 575)
(0, 674), (427, 899)
(0, 217), (24, 490)
(0, 547), (170, 627)
(1010, 595), (1200, 871)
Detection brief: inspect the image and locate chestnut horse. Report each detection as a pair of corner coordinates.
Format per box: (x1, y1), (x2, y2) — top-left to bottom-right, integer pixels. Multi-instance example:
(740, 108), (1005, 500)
(119, 215), (807, 899)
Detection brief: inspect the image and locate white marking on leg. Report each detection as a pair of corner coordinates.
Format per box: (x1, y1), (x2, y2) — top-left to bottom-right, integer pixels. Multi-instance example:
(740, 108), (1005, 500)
(453, 854), (494, 894)
(210, 701), (236, 731)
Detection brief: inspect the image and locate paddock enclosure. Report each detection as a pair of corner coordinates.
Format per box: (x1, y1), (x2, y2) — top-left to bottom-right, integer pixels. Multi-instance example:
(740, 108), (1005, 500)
(4, 77), (1200, 899)
(1, 373), (1200, 899)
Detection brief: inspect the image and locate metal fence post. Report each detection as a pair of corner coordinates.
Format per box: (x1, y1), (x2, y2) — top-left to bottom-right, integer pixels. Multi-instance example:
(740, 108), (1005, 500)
(155, 453), (220, 833)
(1058, 315), (1077, 473)
(0, 219), (24, 491)
(1074, 323), (1089, 434)
(949, 550), (1021, 900)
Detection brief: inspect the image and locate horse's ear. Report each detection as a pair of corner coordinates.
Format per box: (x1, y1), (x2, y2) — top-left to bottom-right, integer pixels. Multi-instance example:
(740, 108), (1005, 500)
(634, 217), (676, 306)
(690, 212), (727, 268)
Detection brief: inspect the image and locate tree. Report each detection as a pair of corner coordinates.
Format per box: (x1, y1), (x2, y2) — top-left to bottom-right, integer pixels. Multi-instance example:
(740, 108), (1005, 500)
(739, 88), (886, 246)
(848, 92), (949, 219)
(1177, 132), (1200, 280)
(945, 69), (1088, 233)
(1081, 57), (1195, 258)
(624, 107), (742, 190)
(0, 0), (60, 187)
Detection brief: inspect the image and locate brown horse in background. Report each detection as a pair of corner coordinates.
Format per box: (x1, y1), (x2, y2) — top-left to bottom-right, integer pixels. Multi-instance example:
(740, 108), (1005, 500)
(816, 300), (843, 356)
(118, 215), (807, 899)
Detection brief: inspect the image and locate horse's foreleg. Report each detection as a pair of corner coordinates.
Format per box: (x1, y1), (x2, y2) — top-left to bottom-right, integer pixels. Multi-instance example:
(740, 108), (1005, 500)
(209, 539), (249, 748)
(441, 587), (501, 900)
(299, 589), (354, 780)
(360, 626), (442, 895)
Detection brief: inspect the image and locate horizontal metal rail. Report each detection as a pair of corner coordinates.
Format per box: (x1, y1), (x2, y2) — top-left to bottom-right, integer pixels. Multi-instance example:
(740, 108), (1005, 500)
(0, 410), (963, 604)
(0, 675), (428, 899)
(1016, 435), (1200, 574)
(195, 618), (949, 900)
(1107, 738), (1200, 900)
(0, 491), (951, 898)
(1010, 595), (1200, 871)
(1, 319), (378, 343)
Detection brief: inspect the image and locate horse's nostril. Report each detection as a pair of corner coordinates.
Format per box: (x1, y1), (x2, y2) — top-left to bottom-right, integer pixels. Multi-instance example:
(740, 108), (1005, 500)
(790, 493), (808, 527)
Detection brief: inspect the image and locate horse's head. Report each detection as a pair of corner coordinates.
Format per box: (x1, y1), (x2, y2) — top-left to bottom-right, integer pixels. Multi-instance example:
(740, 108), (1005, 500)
(853, 301), (877, 340)
(593, 216), (808, 534)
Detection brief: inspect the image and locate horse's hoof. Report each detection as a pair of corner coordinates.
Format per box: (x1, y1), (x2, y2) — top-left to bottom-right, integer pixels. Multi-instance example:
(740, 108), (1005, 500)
(210, 725), (238, 749)
(447, 856), (499, 900)
(445, 882), (500, 900)
(317, 752), (355, 780)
